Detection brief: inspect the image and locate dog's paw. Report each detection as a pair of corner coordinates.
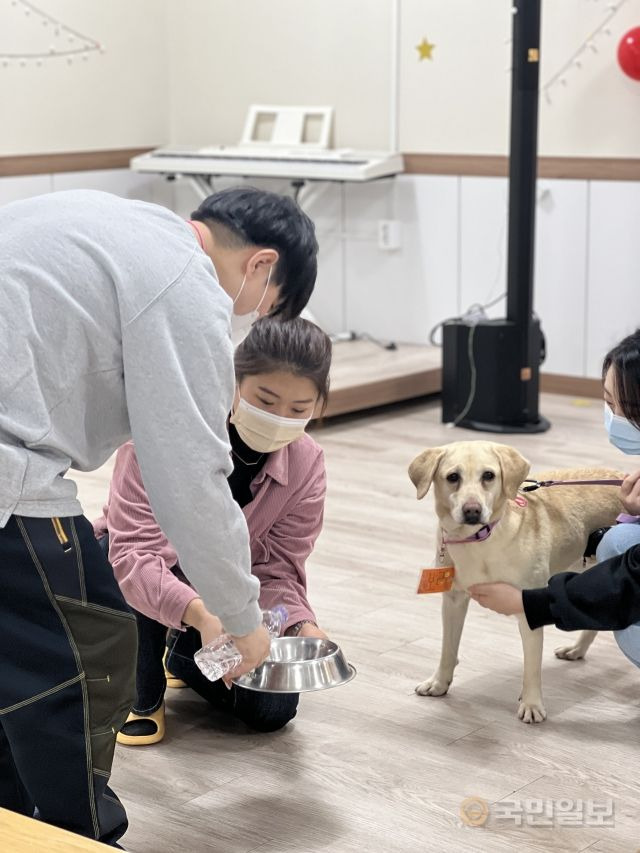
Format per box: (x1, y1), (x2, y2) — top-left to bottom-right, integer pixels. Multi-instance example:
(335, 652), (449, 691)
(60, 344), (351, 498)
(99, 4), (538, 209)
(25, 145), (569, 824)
(415, 674), (451, 697)
(554, 644), (586, 661)
(517, 698), (547, 724)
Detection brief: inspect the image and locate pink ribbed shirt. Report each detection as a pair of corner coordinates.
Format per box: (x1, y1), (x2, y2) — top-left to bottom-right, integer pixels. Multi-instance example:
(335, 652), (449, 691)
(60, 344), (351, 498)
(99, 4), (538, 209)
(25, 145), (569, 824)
(94, 435), (325, 633)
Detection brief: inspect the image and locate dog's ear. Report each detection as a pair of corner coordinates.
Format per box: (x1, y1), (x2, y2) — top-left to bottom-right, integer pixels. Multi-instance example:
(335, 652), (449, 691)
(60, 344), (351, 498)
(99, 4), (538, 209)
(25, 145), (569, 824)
(493, 444), (530, 499)
(408, 448), (446, 500)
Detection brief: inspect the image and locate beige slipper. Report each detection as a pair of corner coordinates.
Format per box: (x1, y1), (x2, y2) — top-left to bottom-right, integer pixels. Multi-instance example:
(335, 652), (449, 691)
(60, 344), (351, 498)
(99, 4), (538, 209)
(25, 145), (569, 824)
(116, 704), (165, 746)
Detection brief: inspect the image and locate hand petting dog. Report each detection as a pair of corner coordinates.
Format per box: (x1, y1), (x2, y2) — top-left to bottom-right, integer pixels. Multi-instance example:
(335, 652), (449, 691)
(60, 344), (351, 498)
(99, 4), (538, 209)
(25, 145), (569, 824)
(468, 582), (524, 616)
(470, 473), (640, 617)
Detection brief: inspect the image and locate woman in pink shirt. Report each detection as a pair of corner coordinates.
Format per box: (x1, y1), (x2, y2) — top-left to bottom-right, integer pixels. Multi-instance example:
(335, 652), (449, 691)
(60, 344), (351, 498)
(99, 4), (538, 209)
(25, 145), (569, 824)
(94, 317), (331, 743)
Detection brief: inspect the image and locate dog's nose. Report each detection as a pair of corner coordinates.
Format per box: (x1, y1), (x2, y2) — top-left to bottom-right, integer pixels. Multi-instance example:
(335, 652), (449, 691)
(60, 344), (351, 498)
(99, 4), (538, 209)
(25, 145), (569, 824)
(462, 502), (482, 524)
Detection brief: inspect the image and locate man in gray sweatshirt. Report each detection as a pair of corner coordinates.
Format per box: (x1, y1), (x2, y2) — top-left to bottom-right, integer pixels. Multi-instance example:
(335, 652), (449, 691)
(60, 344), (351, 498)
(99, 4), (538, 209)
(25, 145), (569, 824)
(0, 186), (318, 845)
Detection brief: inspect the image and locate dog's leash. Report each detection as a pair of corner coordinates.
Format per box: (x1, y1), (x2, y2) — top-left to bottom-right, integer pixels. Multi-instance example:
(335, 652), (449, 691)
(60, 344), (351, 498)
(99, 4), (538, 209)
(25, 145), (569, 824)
(520, 478), (624, 493)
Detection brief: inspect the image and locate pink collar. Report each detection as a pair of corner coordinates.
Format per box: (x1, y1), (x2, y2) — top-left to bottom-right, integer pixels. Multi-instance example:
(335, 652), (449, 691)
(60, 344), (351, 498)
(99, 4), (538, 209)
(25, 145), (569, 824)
(442, 519), (500, 545)
(441, 497), (527, 546)
(188, 220), (205, 250)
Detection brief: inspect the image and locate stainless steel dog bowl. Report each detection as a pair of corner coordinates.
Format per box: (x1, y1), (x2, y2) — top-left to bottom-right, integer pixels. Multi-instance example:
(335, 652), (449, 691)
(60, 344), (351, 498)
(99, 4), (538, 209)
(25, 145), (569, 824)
(232, 637), (356, 693)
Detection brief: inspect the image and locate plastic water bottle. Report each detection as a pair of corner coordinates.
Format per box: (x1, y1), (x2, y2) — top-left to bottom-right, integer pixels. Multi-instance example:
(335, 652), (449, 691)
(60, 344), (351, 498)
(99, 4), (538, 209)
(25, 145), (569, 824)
(194, 605), (288, 682)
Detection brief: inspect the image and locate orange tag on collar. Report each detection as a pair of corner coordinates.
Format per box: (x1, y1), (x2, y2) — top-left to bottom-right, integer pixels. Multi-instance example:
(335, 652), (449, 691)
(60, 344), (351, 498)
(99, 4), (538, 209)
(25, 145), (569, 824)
(417, 566), (455, 594)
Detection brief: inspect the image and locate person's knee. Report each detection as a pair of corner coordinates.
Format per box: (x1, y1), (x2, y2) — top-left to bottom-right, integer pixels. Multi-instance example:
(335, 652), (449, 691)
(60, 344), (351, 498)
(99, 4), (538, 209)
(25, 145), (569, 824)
(596, 524), (640, 562)
(97, 534), (109, 560)
(243, 713), (296, 733)
(236, 695), (299, 733)
(615, 624), (640, 670)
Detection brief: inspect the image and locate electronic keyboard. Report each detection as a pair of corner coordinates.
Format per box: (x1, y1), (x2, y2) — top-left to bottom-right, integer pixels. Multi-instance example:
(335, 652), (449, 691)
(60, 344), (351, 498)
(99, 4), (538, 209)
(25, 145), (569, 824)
(130, 146), (404, 183)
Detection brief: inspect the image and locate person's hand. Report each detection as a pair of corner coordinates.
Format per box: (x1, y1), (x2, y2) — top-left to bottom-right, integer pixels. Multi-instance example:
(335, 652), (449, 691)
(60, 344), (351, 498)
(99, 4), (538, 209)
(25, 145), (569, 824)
(294, 623), (329, 640)
(621, 469), (640, 516)
(468, 582), (524, 616)
(225, 623), (271, 684)
(182, 598), (223, 647)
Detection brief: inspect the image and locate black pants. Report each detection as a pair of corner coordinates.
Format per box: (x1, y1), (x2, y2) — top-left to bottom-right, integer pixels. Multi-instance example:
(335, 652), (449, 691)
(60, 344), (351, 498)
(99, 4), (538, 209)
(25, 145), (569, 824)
(97, 537), (299, 732)
(0, 516), (137, 846)
(166, 623), (299, 733)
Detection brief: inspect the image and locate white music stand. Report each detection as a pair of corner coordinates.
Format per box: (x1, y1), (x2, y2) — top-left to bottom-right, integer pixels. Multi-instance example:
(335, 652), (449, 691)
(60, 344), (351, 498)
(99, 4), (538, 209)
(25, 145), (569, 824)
(239, 105), (333, 150)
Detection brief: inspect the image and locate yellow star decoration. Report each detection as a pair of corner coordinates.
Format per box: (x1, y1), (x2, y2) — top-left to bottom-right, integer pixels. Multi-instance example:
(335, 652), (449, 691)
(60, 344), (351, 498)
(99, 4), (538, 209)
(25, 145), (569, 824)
(416, 37), (435, 61)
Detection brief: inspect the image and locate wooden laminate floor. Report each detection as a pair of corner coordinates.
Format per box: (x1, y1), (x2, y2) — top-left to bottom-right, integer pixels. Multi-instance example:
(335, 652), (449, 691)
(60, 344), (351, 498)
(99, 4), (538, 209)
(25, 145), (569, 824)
(74, 393), (640, 853)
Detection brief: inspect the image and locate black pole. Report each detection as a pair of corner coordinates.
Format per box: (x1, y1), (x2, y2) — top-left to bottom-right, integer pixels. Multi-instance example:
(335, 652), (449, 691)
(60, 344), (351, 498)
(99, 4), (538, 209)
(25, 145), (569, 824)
(441, 0), (549, 433)
(506, 0), (542, 400)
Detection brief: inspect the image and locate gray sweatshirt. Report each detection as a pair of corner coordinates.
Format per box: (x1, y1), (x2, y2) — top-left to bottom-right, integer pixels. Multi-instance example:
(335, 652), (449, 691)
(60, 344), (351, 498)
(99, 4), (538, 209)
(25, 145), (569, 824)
(0, 189), (261, 636)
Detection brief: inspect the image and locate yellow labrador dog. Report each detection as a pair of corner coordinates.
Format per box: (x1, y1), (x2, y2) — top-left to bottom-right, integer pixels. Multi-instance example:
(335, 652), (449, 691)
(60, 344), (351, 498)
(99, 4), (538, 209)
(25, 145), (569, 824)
(408, 441), (623, 723)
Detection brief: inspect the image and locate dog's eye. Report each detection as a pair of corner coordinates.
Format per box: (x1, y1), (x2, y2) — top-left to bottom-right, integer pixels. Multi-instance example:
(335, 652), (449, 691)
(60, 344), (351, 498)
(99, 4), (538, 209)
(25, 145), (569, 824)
(446, 472), (460, 484)
(482, 471), (495, 482)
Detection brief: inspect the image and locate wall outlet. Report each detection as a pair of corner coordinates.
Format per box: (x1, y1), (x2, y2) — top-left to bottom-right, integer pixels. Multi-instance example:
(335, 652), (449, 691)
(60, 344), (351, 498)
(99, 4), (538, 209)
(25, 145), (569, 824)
(378, 219), (402, 251)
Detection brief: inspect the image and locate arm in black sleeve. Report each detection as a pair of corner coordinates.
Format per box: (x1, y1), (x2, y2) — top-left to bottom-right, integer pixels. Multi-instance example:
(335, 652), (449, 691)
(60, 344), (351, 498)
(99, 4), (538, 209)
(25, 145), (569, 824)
(523, 544), (640, 632)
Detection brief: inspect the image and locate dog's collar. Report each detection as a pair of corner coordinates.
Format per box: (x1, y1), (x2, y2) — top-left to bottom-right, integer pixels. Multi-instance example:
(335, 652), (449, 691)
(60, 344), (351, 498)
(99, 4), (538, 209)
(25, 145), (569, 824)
(441, 519), (500, 546)
(440, 497), (527, 547)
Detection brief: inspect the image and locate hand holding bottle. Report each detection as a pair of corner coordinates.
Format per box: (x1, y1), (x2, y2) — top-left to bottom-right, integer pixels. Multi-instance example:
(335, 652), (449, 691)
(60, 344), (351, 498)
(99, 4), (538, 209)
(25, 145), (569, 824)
(226, 624), (272, 682)
(194, 606), (287, 684)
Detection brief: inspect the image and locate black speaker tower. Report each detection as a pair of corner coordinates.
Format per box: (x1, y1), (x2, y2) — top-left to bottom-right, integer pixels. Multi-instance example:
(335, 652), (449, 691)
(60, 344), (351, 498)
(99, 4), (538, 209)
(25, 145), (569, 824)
(442, 0), (550, 433)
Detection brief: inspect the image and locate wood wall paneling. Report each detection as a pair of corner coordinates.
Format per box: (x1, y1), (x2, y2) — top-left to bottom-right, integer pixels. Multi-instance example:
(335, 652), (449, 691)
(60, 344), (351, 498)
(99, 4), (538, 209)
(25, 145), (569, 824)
(0, 149), (155, 178)
(403, 154), (640, 181)
(2, 151), (639, 181)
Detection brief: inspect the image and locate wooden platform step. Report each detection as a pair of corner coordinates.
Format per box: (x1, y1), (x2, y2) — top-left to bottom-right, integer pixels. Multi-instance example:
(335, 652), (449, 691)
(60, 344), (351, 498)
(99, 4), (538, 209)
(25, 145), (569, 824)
(323, 340), (442, 418)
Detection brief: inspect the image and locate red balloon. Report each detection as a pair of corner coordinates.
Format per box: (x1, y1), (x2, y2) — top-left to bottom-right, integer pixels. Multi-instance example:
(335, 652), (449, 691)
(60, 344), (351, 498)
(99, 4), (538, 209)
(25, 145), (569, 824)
(618, 27), (640, 81)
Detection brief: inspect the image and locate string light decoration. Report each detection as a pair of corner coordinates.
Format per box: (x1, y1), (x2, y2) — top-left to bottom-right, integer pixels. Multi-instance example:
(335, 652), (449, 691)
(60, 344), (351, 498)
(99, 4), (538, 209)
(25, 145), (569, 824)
(504, 1), (628, 101)
(0, 0), (104, 67)
(541, 0), (629, 103)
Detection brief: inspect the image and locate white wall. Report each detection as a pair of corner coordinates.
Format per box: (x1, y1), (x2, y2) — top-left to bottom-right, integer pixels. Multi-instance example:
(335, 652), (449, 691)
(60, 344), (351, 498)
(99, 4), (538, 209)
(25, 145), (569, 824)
(2, 165), (638, 382)
(586, 182), (640, 376)
(399, 0), (640, 157)
(0, 169), (171, 208)
(294, 172), (640, 381)
(0, 0), (168, 155)
(6, 1), (638, 158)
(398, 0), (511, 155)
(165, 0), (640, 157)
(2, 1), (639, 384)
(165, 0), (393, 151)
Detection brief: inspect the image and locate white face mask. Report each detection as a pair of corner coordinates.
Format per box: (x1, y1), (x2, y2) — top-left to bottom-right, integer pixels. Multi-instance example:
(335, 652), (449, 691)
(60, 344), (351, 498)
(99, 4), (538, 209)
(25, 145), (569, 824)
(230, 266), (272, 348)
(604, 402), (640, 455)
(230, 396), (310, 453)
